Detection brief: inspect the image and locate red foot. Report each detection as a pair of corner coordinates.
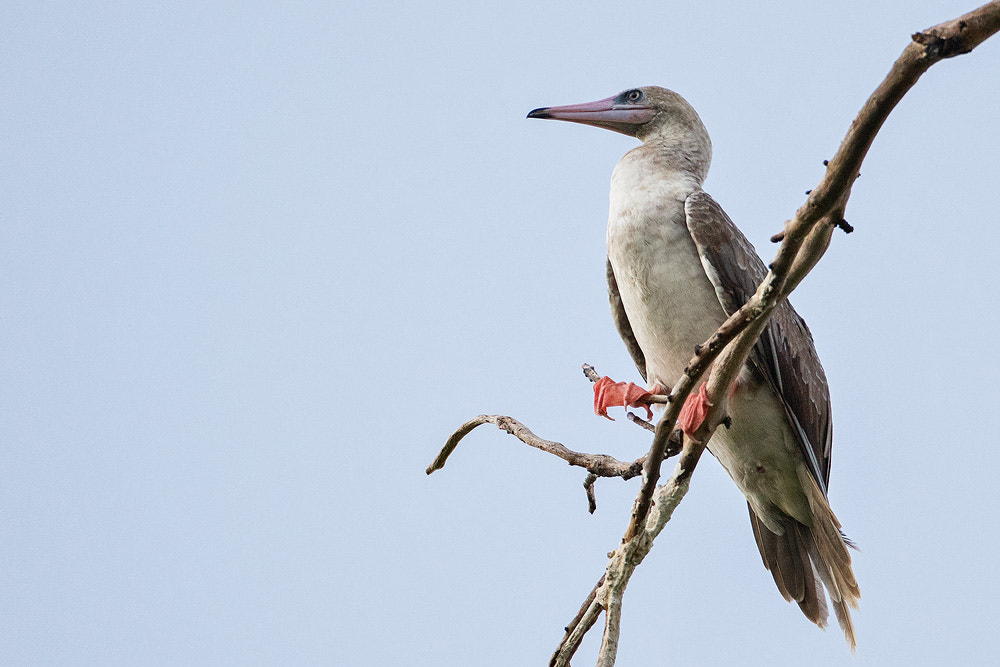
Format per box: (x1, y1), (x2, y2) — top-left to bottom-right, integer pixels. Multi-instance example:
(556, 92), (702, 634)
(677, 383), (713, 435)
(593, 377), (660, 421)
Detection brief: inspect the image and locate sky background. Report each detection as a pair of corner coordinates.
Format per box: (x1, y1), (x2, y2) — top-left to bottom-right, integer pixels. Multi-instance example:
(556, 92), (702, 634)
(3, 1), (999, 665)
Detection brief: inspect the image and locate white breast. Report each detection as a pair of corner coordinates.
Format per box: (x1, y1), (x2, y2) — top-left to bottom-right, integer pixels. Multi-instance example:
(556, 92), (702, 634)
(606, 150), (727, 389)
(607, 151), (811, 525)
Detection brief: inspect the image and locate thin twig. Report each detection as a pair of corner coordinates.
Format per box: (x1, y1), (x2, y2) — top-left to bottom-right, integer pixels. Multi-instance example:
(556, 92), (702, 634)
(429, 363), (671, 513)
(427, 414), (643, 480)
(549, 575), (605, 667)
(625, 412), (655, 432)
(583, 474), (598, 515)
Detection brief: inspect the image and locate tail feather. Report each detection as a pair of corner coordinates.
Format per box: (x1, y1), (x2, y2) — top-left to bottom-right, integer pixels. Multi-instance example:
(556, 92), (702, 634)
(748, 506), (826, 629)
(748, 467), (860, 651)
(797, 466), (860, 605)
(833, 598), (858, 651)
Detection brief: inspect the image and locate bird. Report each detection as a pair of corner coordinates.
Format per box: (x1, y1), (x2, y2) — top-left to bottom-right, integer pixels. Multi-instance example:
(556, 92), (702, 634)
(527, 87), (859, 648)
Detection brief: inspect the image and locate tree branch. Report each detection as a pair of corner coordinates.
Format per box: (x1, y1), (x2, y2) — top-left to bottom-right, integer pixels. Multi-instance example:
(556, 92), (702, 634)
(553, 3), (1000, 663)
(434, 3), (1000, 664)
(429, 364), (673, 512)
(427, 414), (645, 481)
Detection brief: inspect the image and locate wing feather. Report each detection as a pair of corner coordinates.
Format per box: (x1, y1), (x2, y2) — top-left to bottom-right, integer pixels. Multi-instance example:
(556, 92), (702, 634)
(683, 190), (833, 491)
(607, 258), (647, 382)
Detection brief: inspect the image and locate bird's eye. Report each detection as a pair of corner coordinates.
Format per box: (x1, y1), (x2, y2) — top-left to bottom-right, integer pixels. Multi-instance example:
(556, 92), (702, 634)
(626, 89), (643, 103)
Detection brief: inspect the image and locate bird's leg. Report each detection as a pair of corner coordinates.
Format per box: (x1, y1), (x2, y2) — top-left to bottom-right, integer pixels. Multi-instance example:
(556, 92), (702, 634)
(593, 377), (665, 421)
(677, 383), (713, 436)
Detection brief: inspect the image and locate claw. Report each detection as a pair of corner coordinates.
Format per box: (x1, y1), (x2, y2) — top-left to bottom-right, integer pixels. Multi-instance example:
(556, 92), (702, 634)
(593, 376), (655, 420)
(677, 382), (713, 435)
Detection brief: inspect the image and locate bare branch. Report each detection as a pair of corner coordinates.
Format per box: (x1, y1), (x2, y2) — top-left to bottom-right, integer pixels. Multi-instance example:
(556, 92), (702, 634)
(775, 0), (1000, 295)
(625, 412), (655, 432)
(435, 5), (1000, 665)
(584, 474), (598, 514)
(549, 574), (605, 667)
(430, 364), (678, 514)
(596, 590), (622, 667)
(581, 363), (602, 383)
(427, 414), (643, 480)
(551, 436), (709, 665)
(555, 3), (1000, 662)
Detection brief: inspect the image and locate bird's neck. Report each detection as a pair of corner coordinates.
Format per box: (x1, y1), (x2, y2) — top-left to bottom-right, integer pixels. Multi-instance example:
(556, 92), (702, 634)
(611, 135), (711, 208)
(635, 131), (712, 185)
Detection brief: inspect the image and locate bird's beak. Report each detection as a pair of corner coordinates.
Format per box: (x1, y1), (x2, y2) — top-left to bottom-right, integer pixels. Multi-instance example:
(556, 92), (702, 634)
(527, 95), (655, 135)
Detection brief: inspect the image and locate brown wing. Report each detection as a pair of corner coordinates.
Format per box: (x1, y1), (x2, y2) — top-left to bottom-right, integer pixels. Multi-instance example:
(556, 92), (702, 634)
(683, 190), (833, 491)
(607, 258), (647, 383)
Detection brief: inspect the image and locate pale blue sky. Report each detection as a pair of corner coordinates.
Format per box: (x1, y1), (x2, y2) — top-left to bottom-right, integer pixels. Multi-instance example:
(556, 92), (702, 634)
(3, 1), (999, 665)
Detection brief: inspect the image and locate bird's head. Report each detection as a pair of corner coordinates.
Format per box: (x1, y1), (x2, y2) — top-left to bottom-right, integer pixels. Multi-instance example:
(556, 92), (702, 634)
(527, 86), (708, 145)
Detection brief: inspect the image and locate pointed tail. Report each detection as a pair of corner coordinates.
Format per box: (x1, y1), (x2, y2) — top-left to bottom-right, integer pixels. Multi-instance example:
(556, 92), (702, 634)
(749, 466), (860, 650)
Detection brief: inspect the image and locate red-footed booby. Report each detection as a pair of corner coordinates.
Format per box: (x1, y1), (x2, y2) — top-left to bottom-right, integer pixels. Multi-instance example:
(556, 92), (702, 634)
(528, 87), (859, 648)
